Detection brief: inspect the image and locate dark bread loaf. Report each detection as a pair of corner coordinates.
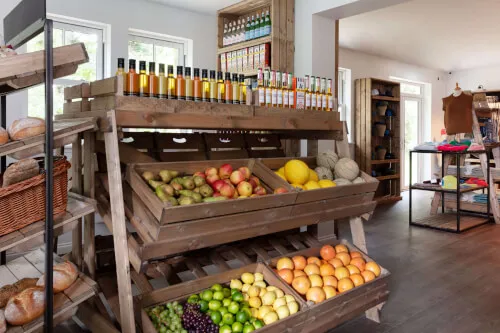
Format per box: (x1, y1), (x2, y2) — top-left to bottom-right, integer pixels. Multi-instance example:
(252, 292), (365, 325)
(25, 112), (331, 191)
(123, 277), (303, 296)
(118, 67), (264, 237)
(2, 158), (39, 187)
(4, 287), (45, 326)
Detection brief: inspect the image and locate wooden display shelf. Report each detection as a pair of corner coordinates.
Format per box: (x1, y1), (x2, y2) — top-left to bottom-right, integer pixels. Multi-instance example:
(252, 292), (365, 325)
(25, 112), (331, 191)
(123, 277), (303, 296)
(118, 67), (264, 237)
(411, 183), (487, 193)
(217, 36), (272, 54)
(376, 174), (400, 181)
(0, 118), (96, 159)
(371, 159), (399, 164)
(375, 195), (403, 204)
(0, 248), (97, 333)
(371, 95), (400, 102)
(0, 193), (95, 253)
(0, 43), (88, 95)
(442, 197), (489, 214)
(411, 213), (489, 232)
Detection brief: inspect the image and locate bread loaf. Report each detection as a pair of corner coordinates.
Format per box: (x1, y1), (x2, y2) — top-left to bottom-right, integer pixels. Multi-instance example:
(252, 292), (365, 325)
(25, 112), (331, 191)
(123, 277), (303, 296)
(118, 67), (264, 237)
(0, 127), (7, 146)
(2, 158), (40, 187)
(7, 117), (45, 141)
(0, 278), (38, 308)
(36, 261), (78, 293)
(0, 309), (6, 333)
(4, 287), (45, 326)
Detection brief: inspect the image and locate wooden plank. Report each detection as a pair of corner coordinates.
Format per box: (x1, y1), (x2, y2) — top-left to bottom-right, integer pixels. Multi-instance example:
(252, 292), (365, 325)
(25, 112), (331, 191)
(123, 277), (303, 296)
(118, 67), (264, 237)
(83, 131), (96, 279)
(269, 238), (288, 255)
(64, 83), (90, 100)
(90, 77), (118, 97)
(279, 0), (287, 72)
(95, 141), (156, 165)
(286, 0), (294, 73)
(23, 248), (47, 273)
(365, 79), (371, 174)
(185, 258), (207, 279)
(217, 36), (272, 55)
(355, 79), (361, 166)
(76, 302), (120, 333)
(334, 19), (339, 98)
(131, 271), (154, 293)
(103, 110), (136, 333)
(72, 134), (83, 269)
(209, 251), (231, 272)
(63, 100), (90, 113)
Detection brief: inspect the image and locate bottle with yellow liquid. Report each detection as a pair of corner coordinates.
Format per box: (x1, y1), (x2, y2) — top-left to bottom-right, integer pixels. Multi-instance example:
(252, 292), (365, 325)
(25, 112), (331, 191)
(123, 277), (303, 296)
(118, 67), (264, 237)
(327, 78), (335, 111)
(265, 69), (272, 107)
(116, 58), (126, 94)
(158, 64), (167, 99)
(138, 61), (149, 97)
(282, 72), (288, 108)
(217, 71), (225, 103)
(310, 76), (317, 110)
(239, 74), (246, 105)
(209, 70), (217, 103)
(176, 66), (185, 100)
(315, 76), (321, 110)
(276, 71), (283, 108)
(257, 68), (265, 107)
(305, 75), (311, 110)
(185, 67), (194, 101)
(287, 73), (294, 109)
(321, 78), (327, 111)
(232, 73), (240, 105)
(271, 70), (277, 107)
(167, 65), (176, 99)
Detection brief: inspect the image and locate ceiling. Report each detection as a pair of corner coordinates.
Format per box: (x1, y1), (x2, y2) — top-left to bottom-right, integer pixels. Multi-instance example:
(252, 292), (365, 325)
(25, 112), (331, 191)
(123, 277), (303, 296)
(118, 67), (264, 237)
(147, 0), (241, 14)
(340, 0), (500, 72)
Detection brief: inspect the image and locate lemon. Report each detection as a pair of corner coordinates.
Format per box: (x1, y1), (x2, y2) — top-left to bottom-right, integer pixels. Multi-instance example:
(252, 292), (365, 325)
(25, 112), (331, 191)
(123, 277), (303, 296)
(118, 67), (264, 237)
(277, 167), (285, 175)
(309, 169), (319, 182)
(318, 179), (336, 188)
(304, 180), (320, 190)
(275, 171), (287, 181)
(291, 183), (305, 190)
(284, 160), (310, 185)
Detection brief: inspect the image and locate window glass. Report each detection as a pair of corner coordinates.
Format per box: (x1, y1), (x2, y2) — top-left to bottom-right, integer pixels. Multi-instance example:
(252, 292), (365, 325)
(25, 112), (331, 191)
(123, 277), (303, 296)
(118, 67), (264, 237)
(401, 83), (421, 95)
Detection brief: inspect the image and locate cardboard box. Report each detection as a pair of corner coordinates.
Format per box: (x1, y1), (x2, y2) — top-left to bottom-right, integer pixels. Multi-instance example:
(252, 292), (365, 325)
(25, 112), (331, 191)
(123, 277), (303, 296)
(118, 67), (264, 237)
(231, 51), (237, 72)
(225, 52), (231, 72)
(237, 49), (243, 72)
(248, 47), (254, 70)
(254, 46), (260, 69)
(260, 43), (271, 68)
(220, 53), (226, 73)
(242, 48), (248, 72)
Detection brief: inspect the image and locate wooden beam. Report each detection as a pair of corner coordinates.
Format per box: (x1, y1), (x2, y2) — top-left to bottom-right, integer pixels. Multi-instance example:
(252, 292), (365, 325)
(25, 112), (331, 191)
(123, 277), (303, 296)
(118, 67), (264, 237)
(83, 131), (96, 279)
(71, 135), (83, 268)
(335, 20), (339, 99)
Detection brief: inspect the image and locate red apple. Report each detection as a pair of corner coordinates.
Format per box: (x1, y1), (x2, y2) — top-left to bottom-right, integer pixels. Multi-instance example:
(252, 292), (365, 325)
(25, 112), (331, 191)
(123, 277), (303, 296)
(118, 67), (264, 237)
(223, 179), (232, 185)
(219, 164), (233, 179)
(274, 187), (288, 194)
(238, 167), (251, 180)
(248, 178), (258, 189)
(206, 173), (220, 185)
(253, 186), (267, 196)
(212, 179), (226, 192)
(249, 176), (260, 187)
(213, 192), (222, 197)
(205, 167), (218, 177)
(230, 170), (246, 185)
(237, 181), (253, 196)
(193, 171), (206, 179)
(220, 183), (236, 198)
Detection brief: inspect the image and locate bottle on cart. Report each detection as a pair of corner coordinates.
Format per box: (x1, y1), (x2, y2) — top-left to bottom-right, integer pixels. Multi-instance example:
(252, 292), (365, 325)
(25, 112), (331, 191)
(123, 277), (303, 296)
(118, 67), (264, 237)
(327, 78), (334, 111)
(271, 70), (277, 107)
(260, 12), (265, 37)
(232, 73), (240, 104)
(288, 73), (294, 108)
(185, 67), (194, 101)
(116, 58), (126, 93)
(321, 78), (327, 111)
(158, 64), (167, 99)
(258, 68), (265, 107)
(126, 59), (138, 96)
(225, 72), (233, 104)
(223, 23), (228, 46)
(305, 75), (311, 110)
(148, 62), (158, 98)
(265, 69), (272, 107)
(276, 71), (283, 108)
(254, 14), (261, 39)
(282, 72), (288, 108)
(209, 70), (217, 103)
(217, 71), (225, 103)
(167, 65), (176, 99)
(201, 69), (210, 102)
(138, 61), (149, 97)
(265, 10), (271, 35)
(239, 74), (246, 105)
(176, 66), (185, 100)
(245, 17), (251, 41)
(249, 15), (255, 40)
(193, 68), (202, 102)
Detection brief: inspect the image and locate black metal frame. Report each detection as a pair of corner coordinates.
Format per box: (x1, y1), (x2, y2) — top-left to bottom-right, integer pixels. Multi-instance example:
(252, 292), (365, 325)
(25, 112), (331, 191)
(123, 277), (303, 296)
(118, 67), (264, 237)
(409, 150), (491, 233)
(3, 1), (55, 332)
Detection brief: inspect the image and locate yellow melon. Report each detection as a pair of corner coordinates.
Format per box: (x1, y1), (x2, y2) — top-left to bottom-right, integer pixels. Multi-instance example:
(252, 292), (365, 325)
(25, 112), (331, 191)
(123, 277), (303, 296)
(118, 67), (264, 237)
(284, 160), (310, 185)
(304, 181), (320, 190)
(275, 171), (287, 181)
(318, 179), (336, 188)
(309, 169), (319, 182)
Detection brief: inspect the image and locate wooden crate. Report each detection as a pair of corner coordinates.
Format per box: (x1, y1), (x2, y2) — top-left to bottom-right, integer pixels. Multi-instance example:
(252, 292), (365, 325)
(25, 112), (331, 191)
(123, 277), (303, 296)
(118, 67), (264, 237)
(268, 239), (390, 332)
(125, 159), (296, 225)
(155, 133), (207, 162)
(136, 263), (309, 333)
(257, 157), (378, 204)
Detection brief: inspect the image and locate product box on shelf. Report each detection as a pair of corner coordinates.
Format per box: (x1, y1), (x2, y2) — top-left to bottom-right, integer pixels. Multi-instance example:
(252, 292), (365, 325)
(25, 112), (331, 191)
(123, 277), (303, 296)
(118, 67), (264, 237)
(237, 49), (243, 72)
(225, 52), (231, 72)
(231, 51), (237, 72)
(220, 53), (227, 73)
(254, 46), (260, 68)
(260, 44), (270, 68)
(248, 47), (254, 71)
(242, 48), (248, 71)
(136, 263), (309, 333)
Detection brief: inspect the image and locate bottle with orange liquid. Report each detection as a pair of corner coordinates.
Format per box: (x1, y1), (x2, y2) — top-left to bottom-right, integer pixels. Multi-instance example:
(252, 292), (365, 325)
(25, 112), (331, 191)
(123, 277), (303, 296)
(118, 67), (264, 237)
(126, 59), (138, 96)
(148, 62), (158, 98)
(224, 72), (232, 104)
(176, 66), (185, 100)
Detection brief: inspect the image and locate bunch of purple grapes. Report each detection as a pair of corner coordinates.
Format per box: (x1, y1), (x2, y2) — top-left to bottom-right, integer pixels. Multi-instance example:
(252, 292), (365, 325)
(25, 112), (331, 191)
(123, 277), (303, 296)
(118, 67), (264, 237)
(182, 303), (218, 333)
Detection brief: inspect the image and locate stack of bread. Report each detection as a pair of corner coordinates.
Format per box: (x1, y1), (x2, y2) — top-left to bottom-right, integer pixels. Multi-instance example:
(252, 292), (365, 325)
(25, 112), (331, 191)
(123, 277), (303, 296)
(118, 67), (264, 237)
(0, 261), (78, 331)
(0, 117), (46, 146)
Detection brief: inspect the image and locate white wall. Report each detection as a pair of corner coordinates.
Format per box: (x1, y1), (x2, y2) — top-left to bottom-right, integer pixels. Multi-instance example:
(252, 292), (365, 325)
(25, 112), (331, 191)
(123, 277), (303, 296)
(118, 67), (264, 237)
(446, 65), (500, 92)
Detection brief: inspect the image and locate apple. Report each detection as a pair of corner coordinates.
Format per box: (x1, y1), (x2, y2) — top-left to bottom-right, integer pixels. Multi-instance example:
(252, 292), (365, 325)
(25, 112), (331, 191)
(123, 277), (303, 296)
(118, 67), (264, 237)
(223, 179), (232, 185)
(193, 171), (206, 179)
(237, 181), (253, 196)
(274, 187), (288, 194)
(248, 178), (258, 189)
(219, 164), (233, 179)
(206, 173), (220, 185)
(230, 170), (246, 185)
(213, 192), (223, 197)
(238, 195), (248, 199)
(249, 176), (261, 186)
(238, 167), (251, 180)
(220, 183), (236, 198)
(233, 191), (239, 199)
(205, 167), (218, 177)
(250, 194), (259, 197)
(212, 179), (226, 192)
(254, 186), (267, 196)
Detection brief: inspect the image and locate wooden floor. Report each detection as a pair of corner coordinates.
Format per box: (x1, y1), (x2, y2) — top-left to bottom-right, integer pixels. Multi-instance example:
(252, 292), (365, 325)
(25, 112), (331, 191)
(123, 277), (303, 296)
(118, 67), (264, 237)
(54, 191), (500, 332)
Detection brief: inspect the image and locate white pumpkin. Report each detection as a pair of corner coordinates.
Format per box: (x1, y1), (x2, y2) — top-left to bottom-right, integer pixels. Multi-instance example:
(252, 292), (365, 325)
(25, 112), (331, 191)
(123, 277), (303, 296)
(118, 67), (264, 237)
(316, 150), (339, 170)
(334, 158), (360, 181)
(353, 177), (366, 184)
(334, 178), (352, 186)
(314, 166), (334, 181)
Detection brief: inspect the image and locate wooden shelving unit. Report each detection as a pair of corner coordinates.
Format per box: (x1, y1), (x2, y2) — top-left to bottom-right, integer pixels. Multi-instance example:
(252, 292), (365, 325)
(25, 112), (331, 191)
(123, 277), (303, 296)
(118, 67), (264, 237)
(217, 0), (294, 75)
(355, 77), (402, 203)
(58, 75), (388, 333)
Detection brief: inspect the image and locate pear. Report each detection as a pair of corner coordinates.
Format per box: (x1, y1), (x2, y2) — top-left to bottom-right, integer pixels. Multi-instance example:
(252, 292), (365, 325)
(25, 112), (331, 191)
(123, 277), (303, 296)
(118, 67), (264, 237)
(182, 179), (195, 190)
(178, 190), (194, 197)
(159, 170), (172, 183)
(164, 196), (178, 206)
(159, 184), (175, 196)
(203, 197), (227, 202)
(171, 177), (183, 185)
(178, 196), (195, 206)
(193, 176), (206, 187)
(199, 184), (214, 198)
(171, 183), (183, 192)
(142, 171), (156, 181)
(169, 170), (180, 178)
(192, 192), (203, 203)
(148, 180), (164, 190)
(193, 187), (200, 194)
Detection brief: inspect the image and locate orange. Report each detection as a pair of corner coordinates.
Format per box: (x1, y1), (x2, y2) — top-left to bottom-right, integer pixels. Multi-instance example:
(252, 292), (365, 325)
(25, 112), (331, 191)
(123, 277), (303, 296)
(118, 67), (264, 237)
(337, 278), (354, 293)
(350, 251), (363, 259)
(335, 244), (349, 254)
(334, 266), (350, 280)
(308, 274), (323, 288)
(292, 276), (311, 295)
(336, 252), (351, 266)
(322, 275), (338, 288)
(365, 262), (381, 277)
(346, 264), (360, 275)
(292, 256), (307, 270)
(304, 264), (320, 276)
(307, 257), (322, 266)
(328, 258), (344, 269)
(278, 269), (294, 285)
(349, 257), (366, 272)
(350, 274), (365, 287)
(361, 270), (376, 282)
(319, 263), (335, 277)
(277, 257), (294, 271)
(323, 286), (337, 299)
(306, 287), (326, 304)
(293, 270), (306, 278)
(320, 245), (336, 261)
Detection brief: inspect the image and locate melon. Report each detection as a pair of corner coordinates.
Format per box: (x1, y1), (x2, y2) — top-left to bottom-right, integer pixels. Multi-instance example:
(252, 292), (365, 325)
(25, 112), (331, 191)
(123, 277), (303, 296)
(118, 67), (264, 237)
(353, 177), (366, 184)
(314, 166), (333, 181)
(334, 158), (360, 181)
(316, 150), (338, 170)
(334, 178), (352, 186)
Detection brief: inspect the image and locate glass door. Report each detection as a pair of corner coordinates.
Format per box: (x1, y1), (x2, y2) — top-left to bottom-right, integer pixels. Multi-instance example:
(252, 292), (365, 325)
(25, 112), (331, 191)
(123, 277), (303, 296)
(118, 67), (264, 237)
(402, 96), (423, 188)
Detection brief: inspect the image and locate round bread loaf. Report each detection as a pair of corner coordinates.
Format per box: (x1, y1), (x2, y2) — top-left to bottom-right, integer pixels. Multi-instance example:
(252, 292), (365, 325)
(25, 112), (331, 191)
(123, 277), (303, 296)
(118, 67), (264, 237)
(36, 261), (78, 293)
(7, 117), (45, 141)
(4, 287), (45, 326)
(0, 127), (7, 145)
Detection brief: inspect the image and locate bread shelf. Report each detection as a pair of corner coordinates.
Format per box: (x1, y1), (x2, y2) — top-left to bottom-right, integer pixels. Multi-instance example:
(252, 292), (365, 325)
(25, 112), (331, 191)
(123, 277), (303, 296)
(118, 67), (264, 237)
(0, 248), (97, 333)
(217, 36), (272, 54)
(376, 174), (400, 181)
(0, 43), (88, 96)
(371, 95), (400, 102)
(0, 193), (95, 254)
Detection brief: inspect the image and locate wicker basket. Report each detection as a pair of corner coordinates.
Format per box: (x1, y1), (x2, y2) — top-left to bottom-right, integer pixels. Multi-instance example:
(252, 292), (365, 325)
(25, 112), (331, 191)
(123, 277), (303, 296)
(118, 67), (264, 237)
(0, 158), (71, 237)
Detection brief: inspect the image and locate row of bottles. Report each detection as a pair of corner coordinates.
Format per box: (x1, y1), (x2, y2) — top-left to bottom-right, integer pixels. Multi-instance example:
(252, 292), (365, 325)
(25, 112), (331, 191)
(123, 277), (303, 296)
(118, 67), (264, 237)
(222, 11), (271, 47)
(116, 58), (247, 104)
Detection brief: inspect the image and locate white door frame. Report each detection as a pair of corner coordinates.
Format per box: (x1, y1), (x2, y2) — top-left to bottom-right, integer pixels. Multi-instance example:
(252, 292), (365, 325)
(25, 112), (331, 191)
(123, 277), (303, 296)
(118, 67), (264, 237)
(401, 94), (424, 187)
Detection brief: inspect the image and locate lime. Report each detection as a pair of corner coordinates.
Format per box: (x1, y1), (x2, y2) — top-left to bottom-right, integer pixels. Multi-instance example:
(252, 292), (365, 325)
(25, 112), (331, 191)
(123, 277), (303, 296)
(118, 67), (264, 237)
(232, 291), (244, 302)
(253, 319), (264, 329)
(220, 325), (232, 333)
(207, 310), (213, 316)
(231, 288), (239, 295)
(223, 288), (232, 298)
(187, 294), (199, 304)
(199, 300), (209, 313)
(242, 307), (252, 319)
(223, 313), (235, 325)
(243, 324), (255, 333)
(232, 322), (244, 333)
(208, 300), (222, 311)
(210, 311), (222, 325)
(213, 291), (225, 301)
(219, 307), (229, 316)
(223, 298), (232, 307)
(201, 289), (213, 302)
(236, 311), (249, 323)
(228, 301), (240, 314)
(211, 283), (223, 292)
(240, 301), (249, 308)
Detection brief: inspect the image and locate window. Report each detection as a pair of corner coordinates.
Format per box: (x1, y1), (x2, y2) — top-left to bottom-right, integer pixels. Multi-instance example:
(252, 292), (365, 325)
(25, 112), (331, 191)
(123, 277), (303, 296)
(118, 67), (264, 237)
(128, 33), (185, 69)
(338, 68), (352, 141)
(27, 21), (104, 118)
(400, 82), (422, 95)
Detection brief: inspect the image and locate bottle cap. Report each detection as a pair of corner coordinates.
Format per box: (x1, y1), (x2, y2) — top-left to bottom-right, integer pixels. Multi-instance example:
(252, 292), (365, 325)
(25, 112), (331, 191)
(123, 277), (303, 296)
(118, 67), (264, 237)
(239, 74), (245, 82)
(149, 62), (155, 72)
(159, 64), (165, 73)
(168, 65), (174, 74)
(185, 67), (191, 76)
(139, 61), (146, 71)
(202, 69), (208, 78)
(118, 58), (124, 68)
(217, 71), (223, 80)
(232, 73), (238, 81)
(225, 72), (231, 80)
(210, 70), (216, 79)
(129, 59), (136, 69)
(194, 68), (200, 77)
(177, 66), (183, 75)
